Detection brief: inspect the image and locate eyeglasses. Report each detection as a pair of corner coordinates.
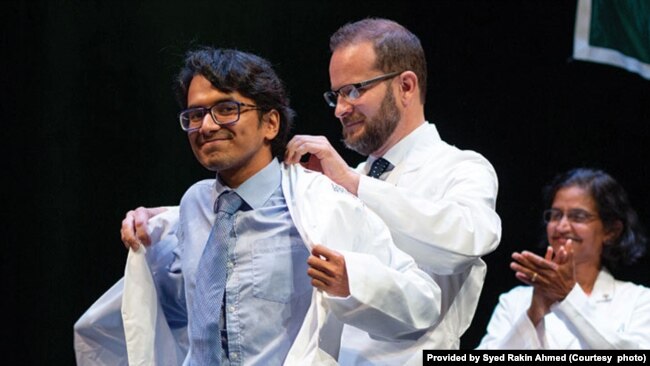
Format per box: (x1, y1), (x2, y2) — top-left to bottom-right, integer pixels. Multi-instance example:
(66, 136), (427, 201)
(543, 208), (599, 224)
(179, 100), (261, 132)
(323, 71), (402, 108)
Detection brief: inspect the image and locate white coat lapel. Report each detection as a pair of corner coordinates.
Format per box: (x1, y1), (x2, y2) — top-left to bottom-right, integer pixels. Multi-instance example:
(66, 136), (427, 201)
(281, 163), (339, 366)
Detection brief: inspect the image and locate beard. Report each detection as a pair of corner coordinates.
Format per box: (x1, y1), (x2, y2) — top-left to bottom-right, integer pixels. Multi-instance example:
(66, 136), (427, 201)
(342, 88), (400, 156)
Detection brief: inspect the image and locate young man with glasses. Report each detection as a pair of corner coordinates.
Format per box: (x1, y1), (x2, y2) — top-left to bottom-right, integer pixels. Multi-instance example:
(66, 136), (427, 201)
(74, 47), (441, 365)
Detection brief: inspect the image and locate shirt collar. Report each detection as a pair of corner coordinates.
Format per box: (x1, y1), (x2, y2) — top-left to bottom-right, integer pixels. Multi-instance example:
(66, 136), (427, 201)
(213, 158), (282, 210)
(367, 121), (438, 168)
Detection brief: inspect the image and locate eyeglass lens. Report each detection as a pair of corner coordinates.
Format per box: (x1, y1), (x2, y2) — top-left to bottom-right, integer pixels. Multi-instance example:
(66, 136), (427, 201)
(324, 72), (399, 108)
(180, 101), (243, 130)
(543, 208), (596, 223)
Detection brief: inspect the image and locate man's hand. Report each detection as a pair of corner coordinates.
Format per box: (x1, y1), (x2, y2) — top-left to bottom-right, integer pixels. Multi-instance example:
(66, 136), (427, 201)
(120, 206), (167, 250)
(285, 135), (360, 195)
(306, 244), (350, 297)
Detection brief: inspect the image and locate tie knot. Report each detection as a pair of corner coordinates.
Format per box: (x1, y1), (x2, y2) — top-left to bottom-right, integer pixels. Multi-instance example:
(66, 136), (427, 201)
(368, 157), (391, 178)
(215, 191), (242, 214)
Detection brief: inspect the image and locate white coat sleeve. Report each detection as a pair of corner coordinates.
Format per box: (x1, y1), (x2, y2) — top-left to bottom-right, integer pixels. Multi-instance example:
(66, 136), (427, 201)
(551, 284), (650, 349)
(357, 156), (501, 275)
(73, 208), (185, 365)
(476, 286), (544, 349)
(74, 278), (130, 366)
(307, 188), (441, 340)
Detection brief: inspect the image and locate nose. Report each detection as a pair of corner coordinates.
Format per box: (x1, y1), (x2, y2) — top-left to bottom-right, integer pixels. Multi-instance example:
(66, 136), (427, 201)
(334, 96), (353, 119)
(198, 112), (221, 134)
(555, 214), (573, 232)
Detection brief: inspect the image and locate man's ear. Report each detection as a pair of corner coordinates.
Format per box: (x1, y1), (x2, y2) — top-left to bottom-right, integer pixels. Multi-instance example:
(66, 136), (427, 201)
(604, 220), (624, 245)
(397, 71), (418, 107)
(262, 109), (280, 140)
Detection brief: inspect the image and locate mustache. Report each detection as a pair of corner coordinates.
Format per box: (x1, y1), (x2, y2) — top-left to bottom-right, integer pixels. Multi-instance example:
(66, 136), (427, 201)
(200, 131), (234, 142)
(341, 114), (363, 126)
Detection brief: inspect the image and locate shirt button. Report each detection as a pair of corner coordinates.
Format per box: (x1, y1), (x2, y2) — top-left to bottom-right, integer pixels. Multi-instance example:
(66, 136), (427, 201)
(228, 306), (236, 313)
(230, 352), (238, 360)
(227, 261), (234, 268)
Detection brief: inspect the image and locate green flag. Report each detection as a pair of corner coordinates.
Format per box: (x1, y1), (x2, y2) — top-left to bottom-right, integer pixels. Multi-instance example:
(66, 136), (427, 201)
(574, 0), (650, 79)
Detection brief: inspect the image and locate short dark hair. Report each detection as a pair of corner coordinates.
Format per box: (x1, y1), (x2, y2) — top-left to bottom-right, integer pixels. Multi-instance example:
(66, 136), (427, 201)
(543, 168), (647, 270)
(175, 47), (295, 159)
(329, 18), (427, 103)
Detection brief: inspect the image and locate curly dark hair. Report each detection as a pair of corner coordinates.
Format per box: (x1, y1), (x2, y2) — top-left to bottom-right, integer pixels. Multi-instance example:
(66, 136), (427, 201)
(174, 47), (295, 160)
(543, 168), (647, 270)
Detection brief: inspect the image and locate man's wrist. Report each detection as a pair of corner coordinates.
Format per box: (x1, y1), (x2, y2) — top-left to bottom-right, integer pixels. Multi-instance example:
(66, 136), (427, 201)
(342, 171), (360, 196)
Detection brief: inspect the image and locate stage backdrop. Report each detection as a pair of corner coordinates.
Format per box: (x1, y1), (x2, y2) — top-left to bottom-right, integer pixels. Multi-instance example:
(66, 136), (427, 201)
(3, 1), (649, 364)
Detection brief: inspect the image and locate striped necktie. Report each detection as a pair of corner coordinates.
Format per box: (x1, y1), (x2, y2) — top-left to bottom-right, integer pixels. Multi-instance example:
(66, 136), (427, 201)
(189, 190), (242, 365)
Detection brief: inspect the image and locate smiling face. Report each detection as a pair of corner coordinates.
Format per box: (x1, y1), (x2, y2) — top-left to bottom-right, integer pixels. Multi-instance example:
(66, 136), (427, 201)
(186, 74), (279, 187)
(546, 185), (617, 268)
(329, 42), (400, 156)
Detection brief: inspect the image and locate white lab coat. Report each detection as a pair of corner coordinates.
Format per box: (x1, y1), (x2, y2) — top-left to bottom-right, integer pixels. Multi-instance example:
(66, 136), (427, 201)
(477, 269), (650, 349)
(338, 123), (501, 365)
(74, 163), (441, 365)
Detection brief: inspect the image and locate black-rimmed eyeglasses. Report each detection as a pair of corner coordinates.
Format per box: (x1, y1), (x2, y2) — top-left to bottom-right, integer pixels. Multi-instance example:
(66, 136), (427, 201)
(323, 71), (402, 108)
(179, 100), (261, 132)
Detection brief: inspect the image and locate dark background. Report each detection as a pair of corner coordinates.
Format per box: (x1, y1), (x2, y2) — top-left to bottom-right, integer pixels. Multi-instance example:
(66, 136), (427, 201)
(3, 1), (649, 364)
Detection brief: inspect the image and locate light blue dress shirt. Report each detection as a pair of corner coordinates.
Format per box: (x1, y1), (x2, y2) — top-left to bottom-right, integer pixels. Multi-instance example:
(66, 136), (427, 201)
(174, 159), (312, 365)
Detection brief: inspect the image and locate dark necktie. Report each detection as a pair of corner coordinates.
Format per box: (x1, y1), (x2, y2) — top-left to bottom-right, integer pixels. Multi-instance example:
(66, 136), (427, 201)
(368, 157), (391, 178)
(190, 191), (242, 365)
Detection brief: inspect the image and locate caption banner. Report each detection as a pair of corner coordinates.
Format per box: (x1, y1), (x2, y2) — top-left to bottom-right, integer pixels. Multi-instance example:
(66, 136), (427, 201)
(423, 350), (648, 365)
